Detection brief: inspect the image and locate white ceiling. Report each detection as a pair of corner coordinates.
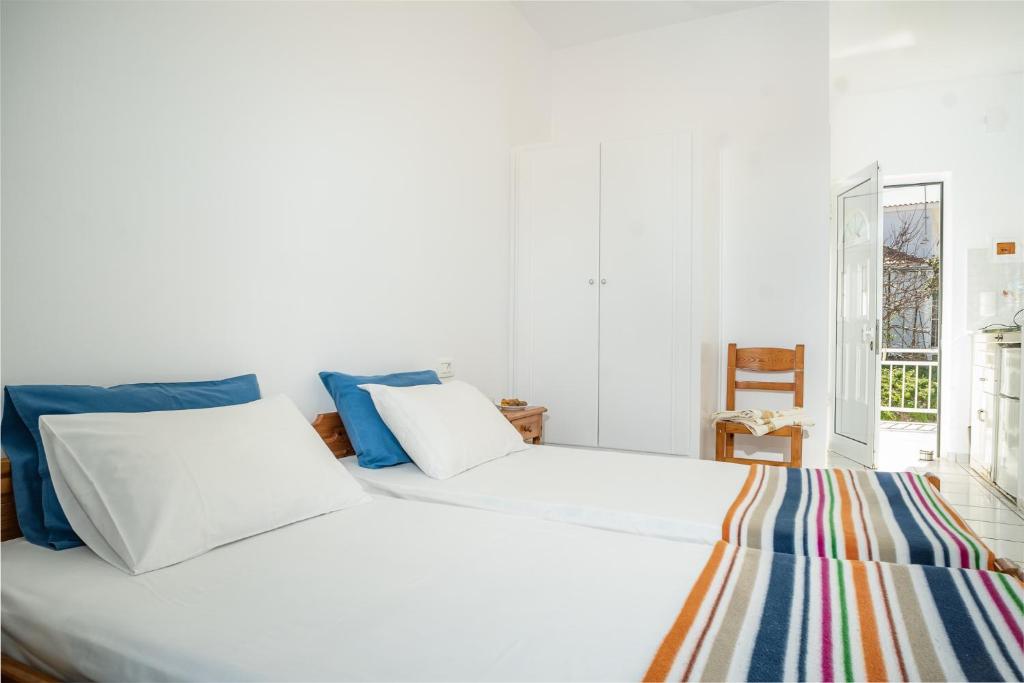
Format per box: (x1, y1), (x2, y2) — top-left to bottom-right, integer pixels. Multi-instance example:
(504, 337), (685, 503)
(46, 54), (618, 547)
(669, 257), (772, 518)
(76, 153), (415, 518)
(830, 1), (1024, 95)
(513, 1), (769, 49)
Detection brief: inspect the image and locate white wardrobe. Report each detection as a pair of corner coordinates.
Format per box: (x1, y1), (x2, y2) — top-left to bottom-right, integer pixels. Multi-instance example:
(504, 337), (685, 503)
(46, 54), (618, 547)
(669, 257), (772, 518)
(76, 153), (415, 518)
(511, 133), (698, 455)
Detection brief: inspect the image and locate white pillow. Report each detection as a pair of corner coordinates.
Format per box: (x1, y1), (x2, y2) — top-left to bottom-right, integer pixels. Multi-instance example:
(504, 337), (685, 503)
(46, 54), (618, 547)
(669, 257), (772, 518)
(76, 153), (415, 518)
(40, 395), (369, 574)
(359, 380), (529, 479)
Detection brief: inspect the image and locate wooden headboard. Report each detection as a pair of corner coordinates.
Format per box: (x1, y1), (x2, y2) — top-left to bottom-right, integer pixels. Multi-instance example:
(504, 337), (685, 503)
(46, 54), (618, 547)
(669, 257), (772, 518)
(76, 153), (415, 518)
(0, 412), (352, 542)
(1, 458), (20, 542)
(310, 411), (355, 458)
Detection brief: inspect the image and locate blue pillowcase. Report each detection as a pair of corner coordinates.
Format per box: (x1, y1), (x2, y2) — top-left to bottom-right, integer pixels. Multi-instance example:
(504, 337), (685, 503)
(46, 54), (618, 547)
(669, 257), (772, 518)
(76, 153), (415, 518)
(319, 370), (440, 469)
(1, 374), (261, 550)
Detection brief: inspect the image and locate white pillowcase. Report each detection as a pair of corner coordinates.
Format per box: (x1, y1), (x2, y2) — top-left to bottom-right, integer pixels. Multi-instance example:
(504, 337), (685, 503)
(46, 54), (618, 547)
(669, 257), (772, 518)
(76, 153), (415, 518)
(40, 395), (369, 574)
(359, 380), (529, 479)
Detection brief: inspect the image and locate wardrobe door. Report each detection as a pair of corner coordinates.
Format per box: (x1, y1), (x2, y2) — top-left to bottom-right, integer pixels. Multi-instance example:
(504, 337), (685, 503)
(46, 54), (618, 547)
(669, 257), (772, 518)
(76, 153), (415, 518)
(598, 134), (693, 454)
(513, 144), (600, 447)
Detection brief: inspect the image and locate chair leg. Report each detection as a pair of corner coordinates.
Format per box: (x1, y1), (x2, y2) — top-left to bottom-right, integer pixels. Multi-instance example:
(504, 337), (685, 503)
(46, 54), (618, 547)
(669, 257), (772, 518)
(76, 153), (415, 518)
(789, 431), (803, 468)
(725, 431), (735, 458)
(715, 425), (725, 461)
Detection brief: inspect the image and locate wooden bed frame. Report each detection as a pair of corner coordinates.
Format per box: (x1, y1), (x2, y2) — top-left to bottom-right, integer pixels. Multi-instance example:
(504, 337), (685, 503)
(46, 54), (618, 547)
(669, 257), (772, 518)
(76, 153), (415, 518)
(1, 413), (1021, 681)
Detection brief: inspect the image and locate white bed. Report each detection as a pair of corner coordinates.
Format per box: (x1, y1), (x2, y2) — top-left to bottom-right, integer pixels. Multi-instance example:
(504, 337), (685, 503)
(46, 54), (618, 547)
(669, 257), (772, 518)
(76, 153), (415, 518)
(342, 444), (749, 545)
(2, 495), (709, 682)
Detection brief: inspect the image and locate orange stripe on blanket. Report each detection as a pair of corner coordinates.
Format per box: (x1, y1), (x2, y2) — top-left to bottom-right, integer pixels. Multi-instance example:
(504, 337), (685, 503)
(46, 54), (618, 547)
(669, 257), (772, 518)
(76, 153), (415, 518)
(721, 466), (758, 541)
(643, 541), (729, 683)
(835, 470), (860, 561)
(851, 560), (887, 681)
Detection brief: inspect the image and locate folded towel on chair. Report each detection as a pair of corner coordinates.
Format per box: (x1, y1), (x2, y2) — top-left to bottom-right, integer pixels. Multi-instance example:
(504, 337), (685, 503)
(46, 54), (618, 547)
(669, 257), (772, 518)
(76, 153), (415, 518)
(711, 408), (813, 436)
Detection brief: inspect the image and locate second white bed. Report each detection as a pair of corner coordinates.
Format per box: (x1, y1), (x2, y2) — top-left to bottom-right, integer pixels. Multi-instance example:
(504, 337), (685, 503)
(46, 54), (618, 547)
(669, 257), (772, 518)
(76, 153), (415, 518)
(342, 445), (749, 544)
(2, 495), (709, 682)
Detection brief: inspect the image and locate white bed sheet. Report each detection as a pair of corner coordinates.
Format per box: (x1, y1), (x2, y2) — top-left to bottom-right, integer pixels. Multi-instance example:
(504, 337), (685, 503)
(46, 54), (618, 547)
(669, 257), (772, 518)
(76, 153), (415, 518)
(2, 495), (710, 682)
(343, 445), (750, 545)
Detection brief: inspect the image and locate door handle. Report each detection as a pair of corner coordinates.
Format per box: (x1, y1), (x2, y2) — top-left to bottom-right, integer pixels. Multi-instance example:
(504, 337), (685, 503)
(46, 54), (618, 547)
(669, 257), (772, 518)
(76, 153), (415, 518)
(588, 278), (595, 285)
(862, 323), (878, 352)
(600, 278), (607, 285)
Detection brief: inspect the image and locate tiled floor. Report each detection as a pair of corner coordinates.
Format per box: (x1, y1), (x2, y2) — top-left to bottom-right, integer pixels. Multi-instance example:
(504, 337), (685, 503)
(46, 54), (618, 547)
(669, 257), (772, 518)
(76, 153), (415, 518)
(829, 451), (1024, 568)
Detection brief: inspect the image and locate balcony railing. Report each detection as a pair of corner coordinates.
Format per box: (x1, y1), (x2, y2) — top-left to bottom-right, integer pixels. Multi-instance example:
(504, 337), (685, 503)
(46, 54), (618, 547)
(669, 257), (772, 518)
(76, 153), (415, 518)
(880, 348), (939, 418)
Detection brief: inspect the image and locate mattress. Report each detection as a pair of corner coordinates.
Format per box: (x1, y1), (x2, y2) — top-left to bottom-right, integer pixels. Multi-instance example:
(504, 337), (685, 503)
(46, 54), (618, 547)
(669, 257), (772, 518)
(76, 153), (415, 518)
(343, 447), (1002, 573)
(343, 445), (749, 544)
(1, 495), (710, 682)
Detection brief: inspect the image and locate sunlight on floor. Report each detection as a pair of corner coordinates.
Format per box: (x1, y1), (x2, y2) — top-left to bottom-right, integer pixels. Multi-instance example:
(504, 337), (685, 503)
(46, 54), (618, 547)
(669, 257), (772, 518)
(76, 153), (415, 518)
(876, 421), (937, 472)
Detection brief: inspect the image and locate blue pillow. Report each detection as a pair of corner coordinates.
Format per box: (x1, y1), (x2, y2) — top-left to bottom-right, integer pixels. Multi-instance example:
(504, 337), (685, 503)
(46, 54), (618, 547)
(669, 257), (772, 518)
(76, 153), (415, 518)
(1, 374), (261, 550)
(319, 370), (440, 469)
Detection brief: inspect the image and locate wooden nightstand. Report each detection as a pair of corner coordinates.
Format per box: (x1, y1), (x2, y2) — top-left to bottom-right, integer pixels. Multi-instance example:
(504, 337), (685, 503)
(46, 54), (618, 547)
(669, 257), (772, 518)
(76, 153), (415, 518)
(501, 406), (547, 444)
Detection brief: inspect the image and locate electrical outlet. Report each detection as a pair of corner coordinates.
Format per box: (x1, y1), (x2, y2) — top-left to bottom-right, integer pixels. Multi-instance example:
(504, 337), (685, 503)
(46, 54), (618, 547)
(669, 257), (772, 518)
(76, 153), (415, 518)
(437, 358), (454, 379)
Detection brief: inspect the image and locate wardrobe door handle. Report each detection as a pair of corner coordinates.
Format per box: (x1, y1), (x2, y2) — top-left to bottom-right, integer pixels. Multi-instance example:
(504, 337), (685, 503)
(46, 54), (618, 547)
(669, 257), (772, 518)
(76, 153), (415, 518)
(600, 278), (607, 285)
(588, 278), (595, 285)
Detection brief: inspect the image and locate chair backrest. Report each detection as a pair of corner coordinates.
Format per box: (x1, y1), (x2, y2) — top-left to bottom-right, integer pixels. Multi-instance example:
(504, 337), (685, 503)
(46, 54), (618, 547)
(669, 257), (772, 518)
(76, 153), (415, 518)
(725, 344), (805, 410)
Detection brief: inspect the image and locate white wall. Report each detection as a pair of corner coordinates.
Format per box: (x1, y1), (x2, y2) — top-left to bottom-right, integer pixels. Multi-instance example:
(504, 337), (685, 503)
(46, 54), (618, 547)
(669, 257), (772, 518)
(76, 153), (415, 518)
(830, 2), (1024, 459)
(548, 2), (831, 462)
(1, 1), (550, 416)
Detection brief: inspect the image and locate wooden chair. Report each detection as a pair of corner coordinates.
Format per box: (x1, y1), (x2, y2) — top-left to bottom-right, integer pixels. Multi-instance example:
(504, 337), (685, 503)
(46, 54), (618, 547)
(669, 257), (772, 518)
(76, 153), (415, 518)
(715, 343), (805, 468)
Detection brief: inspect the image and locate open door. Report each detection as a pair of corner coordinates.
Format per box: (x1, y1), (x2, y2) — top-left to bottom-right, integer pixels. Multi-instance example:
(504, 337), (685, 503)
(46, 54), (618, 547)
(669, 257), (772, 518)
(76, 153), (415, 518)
(831, 163), (882, 468)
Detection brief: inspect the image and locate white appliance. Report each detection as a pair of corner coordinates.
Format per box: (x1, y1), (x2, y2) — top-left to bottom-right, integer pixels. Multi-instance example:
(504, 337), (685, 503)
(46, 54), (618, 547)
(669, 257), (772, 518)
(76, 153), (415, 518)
(995, 336), (1020, 500)
(511, 134), (696, 455)
(970, 328), (1021, 503)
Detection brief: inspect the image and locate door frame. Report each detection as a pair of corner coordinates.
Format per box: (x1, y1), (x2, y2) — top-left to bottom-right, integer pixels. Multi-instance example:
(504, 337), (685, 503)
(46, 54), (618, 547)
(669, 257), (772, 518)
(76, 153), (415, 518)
(882, 172), (952, 462)
(827, 162), (882, 467)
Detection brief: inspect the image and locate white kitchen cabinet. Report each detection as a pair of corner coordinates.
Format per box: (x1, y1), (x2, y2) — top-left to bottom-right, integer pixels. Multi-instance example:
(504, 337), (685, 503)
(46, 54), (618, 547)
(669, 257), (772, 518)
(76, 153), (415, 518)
(970, 329), (1021, 503)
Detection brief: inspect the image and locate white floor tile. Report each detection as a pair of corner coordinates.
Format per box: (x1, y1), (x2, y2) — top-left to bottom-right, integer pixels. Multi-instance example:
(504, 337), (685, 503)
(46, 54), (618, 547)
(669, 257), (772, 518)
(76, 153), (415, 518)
(930, 473), (974, 482)
(911, 460), (965, 476)
(941, 489), (1005, 508)
(963, 521), (1024, 542)
(981, 538), (1024, 562)
(937, 479), (971, 493)
(827, 454), (867, 470)
(956, 505), (1024, 526)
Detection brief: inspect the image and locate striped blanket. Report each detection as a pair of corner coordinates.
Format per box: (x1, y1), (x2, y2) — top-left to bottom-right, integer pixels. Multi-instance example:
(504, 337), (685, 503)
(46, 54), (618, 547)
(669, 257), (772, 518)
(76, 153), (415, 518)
(645, 542), (1024, 682)
(723, 465), (995, 570)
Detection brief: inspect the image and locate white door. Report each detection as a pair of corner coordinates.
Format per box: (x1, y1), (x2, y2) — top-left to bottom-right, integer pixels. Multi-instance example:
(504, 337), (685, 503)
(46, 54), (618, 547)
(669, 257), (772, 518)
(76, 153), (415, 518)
(512, 144), (601, 446)
(598, 134), (693, 454)
(831, 163), (882, 467)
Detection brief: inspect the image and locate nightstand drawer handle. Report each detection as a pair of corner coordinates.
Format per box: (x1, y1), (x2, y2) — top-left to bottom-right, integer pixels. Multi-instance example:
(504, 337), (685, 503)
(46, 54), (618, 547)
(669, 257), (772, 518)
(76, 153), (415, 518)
(521, 424), (533, 433)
